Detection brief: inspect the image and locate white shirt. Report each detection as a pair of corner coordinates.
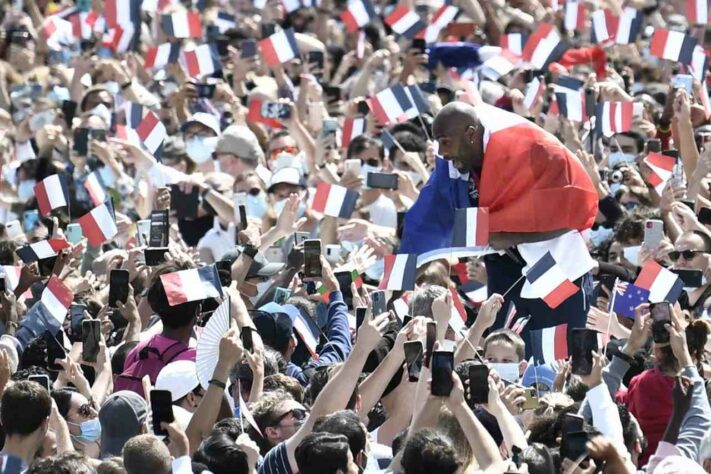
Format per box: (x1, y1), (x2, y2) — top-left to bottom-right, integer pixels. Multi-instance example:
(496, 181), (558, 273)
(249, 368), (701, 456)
(197, 219), (236, 262)
(369, 194), (397, 229)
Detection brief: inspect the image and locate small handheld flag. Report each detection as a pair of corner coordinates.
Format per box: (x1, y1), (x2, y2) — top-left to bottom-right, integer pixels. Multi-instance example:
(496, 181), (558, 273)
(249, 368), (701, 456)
(144, 42), (181, 70)
(530, 323), (569, 364)
(610, 279), (649, 319)
(634, 260), (683, 304)
(258, 28), (300, 67)
(161, 11), (202, 39)
(16, 239), (70, 263)
(384, 6), (426, 39)
(182, 44), (221, 78)
(649, 29), (697, 64)
(311, 183), (359, 218)
(34, 174), (69, 217)
(160, 265), (223, 306)
(525, 252), (579, 309)
(41, 276), (74, 324)
(379, 254), (417, 291)
(522, 23), (566, 70)
(643, 152), (676, 194)
(78, 199), (118, 247)
(340, 0), (376, 32)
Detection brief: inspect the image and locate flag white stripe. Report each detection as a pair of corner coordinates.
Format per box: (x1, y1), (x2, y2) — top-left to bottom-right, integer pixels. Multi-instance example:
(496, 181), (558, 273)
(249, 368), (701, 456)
(272, 31), (296, 63)
(392, 11), (421, 34)
(528, 262), (568, 298)
(615, 9), (634, 44)
(564, 3), (579, 31)
(465, 208), (478, 246)
(293, 314), (317, 353)
(509, 34), (523, 55)
(449, 309), (465, 332)
(541, 327), (555, 363)
(142, 120), (166, 153)
(32, 241), (55, 259)
(0, 266), (19, 290)
(46, 175), (66, 209)
(350, 1), (371, 25)
(171, 15), (190, 38)
(42, 290), (69, 323)
(393, 299), (408, 320)
(196, 47), (215, 76)
(324, 185), (346, 216)
(179, 270), (208, 302)
(377, 88), (404, 122)
(649, 269), (679, 302)
(523, 78), (541, 110)
(663, 30), (685, 60)
(592, 10), (608, 42)
(530, 31), (559, 69)
(697, 0), (708, 23)
(387, 255), (409, 290)
(426, 6), (458, 42)
(92, 204), (118, 241)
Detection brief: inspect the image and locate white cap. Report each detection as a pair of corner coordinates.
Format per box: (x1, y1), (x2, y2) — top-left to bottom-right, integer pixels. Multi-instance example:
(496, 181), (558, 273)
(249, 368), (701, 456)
(155, 360), (200, 402)
(267, 167), (304, 192)
(180, 112), (221, 136)
(0, 335), (19, 374)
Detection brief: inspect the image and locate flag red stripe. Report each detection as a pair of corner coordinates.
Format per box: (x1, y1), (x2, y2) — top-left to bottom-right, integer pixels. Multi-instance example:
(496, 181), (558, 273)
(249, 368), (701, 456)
(35, 181), (51, 217)
(635, 261), (662, 290)
(78, 212), (106, 247)
(340, 10), (358, 32)
(49, 239), (71, 252)
(649, 29), (669, 58)
(450, 287), (466, 322)
(379, 255), (395, 289)
(646, 152), (676, 171)
(475, 208), (489, 246)
(258, 38), (280, 67)
(543, 279), (578, 309)
(161, 272), (188, 305)
(47, 276), (73, 308)
(188, 12), (202, 37)
(620, 102), (632, 131)
(136, 111), (159, 141)
(554, 324), (569, 359)
(385, 5), (410, 26)
(184, 50), (199, 76)
(689, 0), (699, 24)
(368, 97), (390, 124)
(311, 183), (330, 213)
(144, 47), (158, 68)
(105, 0), (117, 27)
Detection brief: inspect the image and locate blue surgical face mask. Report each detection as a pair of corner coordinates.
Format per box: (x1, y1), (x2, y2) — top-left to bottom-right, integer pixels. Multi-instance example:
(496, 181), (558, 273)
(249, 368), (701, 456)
(245, 192), (268, 219)
(186, 136), (217, 164)
(273, 198), (305, 219)
(608, 152), (636, 167)
(69, 418), (102, 443)
(17, 180), (35, 201)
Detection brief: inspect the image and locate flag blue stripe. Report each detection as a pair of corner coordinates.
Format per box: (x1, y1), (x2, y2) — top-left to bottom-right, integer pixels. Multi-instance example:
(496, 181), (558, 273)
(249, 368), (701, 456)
(364, 0), (377, 18)
(339, 190), (359, 218)
(380, 130), (395, 152)
(168, 43), (182, 63)
(401, 255), (418, 290)
(129, 103), (143, 129)
(555, 75), (583, 91)
(451, 208), (468, 247)
(401, 20), (426, 39)
(391, 84), (413, 113)
(285, 28), (300, 57)
(525, 252), (556, 284)
(197, 265), (224, 299)
(555, 92), (569, 118)
(679, 36), (698, 65)
(160, 15), (174, 37)
(408, 85), (430, 113)
(664, 278), (684, 304)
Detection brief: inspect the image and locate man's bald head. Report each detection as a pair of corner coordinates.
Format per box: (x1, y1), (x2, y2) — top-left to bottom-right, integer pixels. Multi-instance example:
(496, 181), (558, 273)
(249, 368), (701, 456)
(432, 102), (480, 138)
(431, 101), (485, 173)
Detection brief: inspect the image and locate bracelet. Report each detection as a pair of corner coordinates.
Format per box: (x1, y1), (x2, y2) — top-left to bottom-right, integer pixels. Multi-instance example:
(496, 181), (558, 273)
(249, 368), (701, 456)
(208, 379), (226, 390)
(120, 80), (132, 90)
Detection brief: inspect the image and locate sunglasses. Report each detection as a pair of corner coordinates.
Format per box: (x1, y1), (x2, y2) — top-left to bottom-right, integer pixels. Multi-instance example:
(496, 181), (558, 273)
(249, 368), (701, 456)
(669, 250), (705, 261)
(269, 146), (299, 159)
(273, 408), (309, 426)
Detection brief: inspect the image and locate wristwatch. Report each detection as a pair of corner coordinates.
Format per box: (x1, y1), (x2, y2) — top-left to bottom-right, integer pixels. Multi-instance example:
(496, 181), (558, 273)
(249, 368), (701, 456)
(242, 244), (258, 260)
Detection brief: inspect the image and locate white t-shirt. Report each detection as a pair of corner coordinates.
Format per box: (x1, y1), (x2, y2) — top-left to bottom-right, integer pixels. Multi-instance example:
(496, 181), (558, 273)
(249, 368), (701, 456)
(197, 219), (236, 262)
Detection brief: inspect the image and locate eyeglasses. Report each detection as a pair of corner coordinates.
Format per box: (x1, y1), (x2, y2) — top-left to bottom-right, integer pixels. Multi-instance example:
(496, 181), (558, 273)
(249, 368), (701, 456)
(273, 408), (309, 426)
(363, 158), (380, 167)
(669, 250), (705, 261)
(269, 146), (299, 160)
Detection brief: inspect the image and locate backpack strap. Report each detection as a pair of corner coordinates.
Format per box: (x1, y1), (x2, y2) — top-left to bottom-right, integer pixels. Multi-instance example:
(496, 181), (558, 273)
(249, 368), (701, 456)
(159, 340), (189, 364)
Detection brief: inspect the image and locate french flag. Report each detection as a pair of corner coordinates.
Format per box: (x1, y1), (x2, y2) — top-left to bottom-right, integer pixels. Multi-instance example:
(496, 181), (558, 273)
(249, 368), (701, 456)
(643, 152), (676, 194)
(340, 0), (376, 32)
(650, 29), (697, 65)
(452, 208), (489, 247)
(590, 9), (618, 44)
(404, 84), (430, 118)
(530, 323), (569, 364)
(182, 44), (221, 78)
(422, 5), (459, 43)
(342, 116), (366, 148)
(0, 266), (22, 291)
(214, 11), (236, 33)
(553, 91), (586, 122)
(311, 183), (359, 218)
(16, 239), (70, 263)
(70, 11), (104, 40)
(78, 199), (118, 247)
(564, 2), (586, 32)
(523, 76), (544, 110)
(615, 7), (642, 45)
(460, 280), (487, 305)
(258, 28), (300, 67)
(384, 5), (426, 39)
(43, 16), (75, 49)
(102, 23), (136, 53)
(35, 174), (69, 217)
(105, 0), (140, 28)
(501, 33), (527, 57)
(127, 103), (166, 158)
(690, 45), (709, 82)
(688, 0), (709, 25)
(159, 265), (224, 306)
(161, 11), (202, 39)
(379, 254), (418, 291)
(367, 84), (412, 125)
(524, 252), (579, 309)
(634, 260), (684, 304)
(41, 276), (74, 324)
(595, 101), (633, 136)
(449, 286), (468, 333)
(84, 171), (107, 207)
(144, 42), (181, 70)
(522, 23), (567, 70)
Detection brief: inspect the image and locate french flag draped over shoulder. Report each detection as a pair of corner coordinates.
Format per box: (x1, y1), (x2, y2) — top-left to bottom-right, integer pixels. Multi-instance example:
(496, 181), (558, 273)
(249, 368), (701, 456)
(161, 11), (202, 39)
(422, 5), (459, 43)
(78, 199), (118, 247)
(384, 5), (426, 39)
(340, 0), (376, 32)
(342, 116), (366, 148)
(160, 265), (224, 306)
(311, 183), (359, 218)
(35, 174), (69, 217)
(500, 33), (527, 57)
(144, 43), (181, 70)
(564, 2), (586, 32)
(452, 208), (489, 247)
(16, 239), (70, 263)
(688, 0), (709, 25)
(379, 254), (417, 291)
(522, 23), (567, 70)
(643, 152), (676, 194)
(634, 260), (684, 304)
(41, 276), (74, 324)
(182, 44), (221, 78)
(530, 323), (568, 364)
(595, 101), (633, 136)
(524, 252), (579, 309)
(649, 29), (697, 64)
(615, 7), (642, 44)
(368, 84), (412, 125)
(258, 28), (300, 67)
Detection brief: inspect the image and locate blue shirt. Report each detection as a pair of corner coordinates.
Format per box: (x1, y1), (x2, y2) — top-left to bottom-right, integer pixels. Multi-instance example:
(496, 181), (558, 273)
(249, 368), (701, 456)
(258, 442), (292, 474)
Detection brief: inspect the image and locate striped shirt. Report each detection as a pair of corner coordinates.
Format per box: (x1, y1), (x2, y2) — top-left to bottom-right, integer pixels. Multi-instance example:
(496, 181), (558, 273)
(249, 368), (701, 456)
(258, 442), (292, 474)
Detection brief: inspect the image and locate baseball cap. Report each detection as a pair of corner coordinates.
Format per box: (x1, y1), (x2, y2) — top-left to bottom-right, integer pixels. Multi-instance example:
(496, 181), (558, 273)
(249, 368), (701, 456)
(215, 125), (263, 162)
(220, 248), (285, 278)
(0, 335), (19, 374)
(253, 309), (293, 351)
(267, 167), (305, 193)
(521, 364), (556, 393)
(180, 112), (220, 136)
(156, 360), (200, 402)
(99, 391), (149, 458)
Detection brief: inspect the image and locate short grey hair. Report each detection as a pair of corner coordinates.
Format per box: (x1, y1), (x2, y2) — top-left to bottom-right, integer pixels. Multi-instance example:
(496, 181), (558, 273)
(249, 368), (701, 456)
(410, 285), (448, 318)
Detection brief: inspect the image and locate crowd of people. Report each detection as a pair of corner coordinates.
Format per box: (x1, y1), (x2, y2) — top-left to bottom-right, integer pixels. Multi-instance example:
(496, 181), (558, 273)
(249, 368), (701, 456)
(0, 0), (710, 472)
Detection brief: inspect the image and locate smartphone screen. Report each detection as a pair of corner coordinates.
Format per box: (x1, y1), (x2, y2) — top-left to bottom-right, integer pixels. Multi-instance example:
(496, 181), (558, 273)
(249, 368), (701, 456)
(357, 100), (370, 116)
(334, 271), (353, 307)
(73, 128), (89, 156)
(371, 290), (386, 315)
(66, 223), (83, 245)
(69, 304), (87, 343)
(109, 269), (129, 308)
(324, 86), (342, 103)
(562, 413), (585, 437)
(303, 240), (322, 279)
(149, 210), (169, 247)
(0, 277), (5, 292)
(307, 51), (324, 70)
(261, 102), (290, 119)
(404, 341), (424, 382)
(274, 287), (292, 305)
(355, 307), (367, 330)
(238, 205), (248, 231)
(562, 431), (589, 462)
(28, 374), (51, 392)
(698, 207), (711, 225)
(45, 330), (65, 371)
(367, 172), (399, 190)
(38, 256), (57, 277)
(411, 38), (426, 53)
(671, 269), (703, 287)
(570, 329), (598, 375)
(241, 327), (254, 353)
(150, 390), (175, 436)
(425, 321), (437, 368)
(650, 302), (671, 343)
(195, 83), (216, 99)
(468, 364), (489, 405)
(169, 185), (200, 219)
(521, 387), (539, 410)
(145, 247), (169, 266)
(431, 351), (454, 396)
(82, 319), (101, 363)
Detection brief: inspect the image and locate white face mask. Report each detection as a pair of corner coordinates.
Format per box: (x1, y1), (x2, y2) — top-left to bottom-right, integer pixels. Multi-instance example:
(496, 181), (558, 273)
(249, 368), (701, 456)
(186, 136), (217, 164)
(249, 280), (273, 305)
(622, 245), (641, 266)
(406, 170), (421, 186)
(88, 104), (112, 126)
(608, 151), (636, 167)
(489, 362), (520, 384)
(17, 180), (35, 200)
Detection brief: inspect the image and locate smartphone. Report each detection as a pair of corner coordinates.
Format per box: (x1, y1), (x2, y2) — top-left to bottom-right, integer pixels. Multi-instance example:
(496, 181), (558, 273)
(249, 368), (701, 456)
(324, 85), (342, 103)
(647, 139), (661, 153)
(44, 330), (65, 371)
(344, 159), (361, 176)
(0, 277), (5, 292)
(303, 240), (322, 279)
(28, 374), (51, 392)
(371, 290), (386, 316)
(562, 413), (585, 437)
(145, 247), (169, 266)
(521, 387), (540, 410)
(150, 390), (175, 436)
(23, 210), (39, 231)
(73, 128), (90, 156)
(673, 74), (693, 94)
(643, 219), (664, 250)
(136, 219), (151, 246)
(402, 314), (413, 326)
(570, 329), (597, 376)
(29, 109), (56, 133)
(325, 244), (341, 263)
(91, 129), (107, 142)
(149, 209), (169, 247)
(5, 220), (22, 239)
(431, 351), (454, 396)
(81, 319), (101, 363)
(241, 327), (254, 353)
(698, 207), (711, 225)
(38, 256), (57, 277)
(238, 205), (248, 231)
(321, 118), (339, 138)
(396, 211), (406, 240)
(411, 38), (426, 53)
(108, 269), (129, 308)
(69, 304), (87, 343)
(404, 341), (424, 382)
(241, 39), (257, 58)
(468, 364), (489, 405)
(306, 50), (324, 71)
(671, 269), (703, 287)
(584, 87), (596, 118)
(170, 184), (200, 219)
(424, 321), (437, 368)
(66, 223), (83, 245)
(261, 102), (291, 119)
(216, 36), (230, 57)
(261, 22), (277, 38)
(355, 307), (367, 330)
(334, 270), (353, 307)
(274, 287), (292, 305)
(367, 172), (399, 190)
(650, 302), (671, 343)
(562, 431), (590, 462)
(194, 83), (216, 99)
(357, 100), (370, 116)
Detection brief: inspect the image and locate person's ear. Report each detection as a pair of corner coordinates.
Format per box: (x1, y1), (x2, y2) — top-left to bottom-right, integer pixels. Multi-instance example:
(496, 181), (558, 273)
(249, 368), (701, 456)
(289, 336), (297, 350)
(518, 359), (528, 378)
(702, 458), (711, 472)
(264, 426), (278, 440)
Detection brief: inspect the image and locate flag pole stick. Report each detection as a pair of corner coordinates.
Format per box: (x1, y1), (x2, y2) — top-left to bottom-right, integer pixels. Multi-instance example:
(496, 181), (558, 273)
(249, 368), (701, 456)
(417, 114), (431, 141)
(502, 274), (525, 298)
(238, 380), (245, 434)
